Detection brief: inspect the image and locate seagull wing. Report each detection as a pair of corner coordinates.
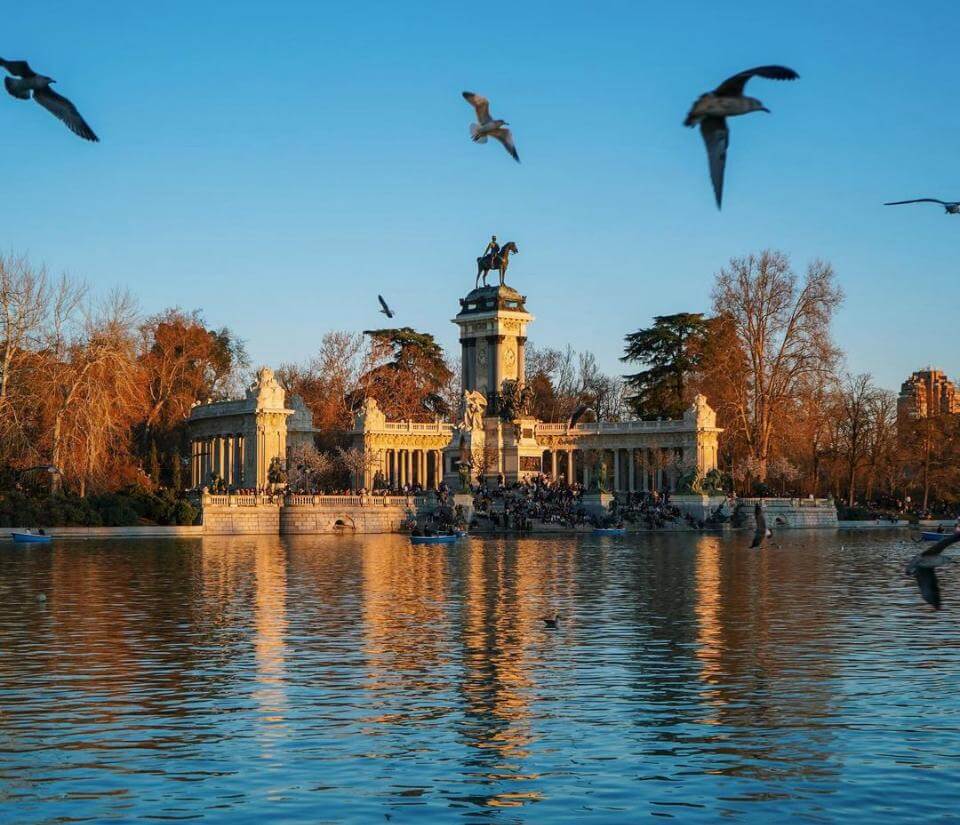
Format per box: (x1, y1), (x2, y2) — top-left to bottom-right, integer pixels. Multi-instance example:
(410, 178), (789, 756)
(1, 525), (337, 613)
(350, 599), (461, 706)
(462, 91), (491, 124)
(490, 127), (520, 162)
(569, 405), (595, 428)
(922, 531), (960, 557)
(0, 58), (36, 78)
(914, 566), (942, 609)
(33, 86), (99, 142)
(700, 117), (728, 209)
(884, 199), (948, 206)
(714, 65), (799, 97)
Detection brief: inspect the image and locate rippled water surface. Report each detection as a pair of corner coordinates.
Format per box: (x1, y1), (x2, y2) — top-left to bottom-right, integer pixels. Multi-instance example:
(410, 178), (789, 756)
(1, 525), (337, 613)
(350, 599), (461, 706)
(1, 531), (959, 823)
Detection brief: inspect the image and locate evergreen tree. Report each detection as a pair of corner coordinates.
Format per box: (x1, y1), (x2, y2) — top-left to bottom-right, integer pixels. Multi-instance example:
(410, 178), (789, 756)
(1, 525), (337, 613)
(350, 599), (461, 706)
(621, 313), (708, 419)
(360, 327), (454, 419)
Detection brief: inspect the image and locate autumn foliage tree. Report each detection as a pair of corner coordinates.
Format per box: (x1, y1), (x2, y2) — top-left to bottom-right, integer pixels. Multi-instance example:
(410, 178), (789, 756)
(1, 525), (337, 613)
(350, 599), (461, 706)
(710, 251), (843, 484)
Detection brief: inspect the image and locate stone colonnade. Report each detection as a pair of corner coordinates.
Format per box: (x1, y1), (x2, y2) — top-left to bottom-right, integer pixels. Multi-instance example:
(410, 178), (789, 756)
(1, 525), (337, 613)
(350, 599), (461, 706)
(538, 445), (690, 493)
(191, 433), (248, 488)
(378, 448), (445, 489)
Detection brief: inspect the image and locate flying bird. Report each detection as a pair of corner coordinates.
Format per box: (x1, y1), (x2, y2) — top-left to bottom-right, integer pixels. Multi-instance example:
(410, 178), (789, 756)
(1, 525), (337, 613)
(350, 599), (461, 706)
(884, 198), (960, 215)
(684, 65), (799, 208)
(905, 531), (960, 610)
(378, 295), (394, 319)
(750, 503), (772, 548)
(0, 58), (98, 142)
(462, 91), (520, 162)
(568, 405), (595, 429)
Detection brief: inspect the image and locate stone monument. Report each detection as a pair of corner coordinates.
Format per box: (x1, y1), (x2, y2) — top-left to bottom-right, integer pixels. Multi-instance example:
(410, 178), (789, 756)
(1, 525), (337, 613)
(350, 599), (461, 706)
(444, 238), (543, 486)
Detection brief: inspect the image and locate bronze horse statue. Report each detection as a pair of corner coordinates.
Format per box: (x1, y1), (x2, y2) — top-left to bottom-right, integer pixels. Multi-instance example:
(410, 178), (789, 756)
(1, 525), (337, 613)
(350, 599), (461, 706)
(476, 241), (518, 288)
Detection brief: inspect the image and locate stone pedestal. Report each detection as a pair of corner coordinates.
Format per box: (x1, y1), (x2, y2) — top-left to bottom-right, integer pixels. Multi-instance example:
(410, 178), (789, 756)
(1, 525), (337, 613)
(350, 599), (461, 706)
(582, 491), (615, 518)
(672, 494), (729, 522)
(452, 492), (475, 526)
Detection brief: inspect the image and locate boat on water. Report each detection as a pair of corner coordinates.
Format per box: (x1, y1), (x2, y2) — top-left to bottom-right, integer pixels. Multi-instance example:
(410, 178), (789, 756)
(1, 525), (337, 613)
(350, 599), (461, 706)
(410, 533), (462, 545)
(594, 527), (626, 536)
(11, 531), (52, 544)
(921, 530), (959, 542)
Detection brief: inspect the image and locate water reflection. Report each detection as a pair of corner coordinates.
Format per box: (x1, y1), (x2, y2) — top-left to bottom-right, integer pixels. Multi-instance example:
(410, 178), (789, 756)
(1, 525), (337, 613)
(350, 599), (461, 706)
(0, 531), (957, 822)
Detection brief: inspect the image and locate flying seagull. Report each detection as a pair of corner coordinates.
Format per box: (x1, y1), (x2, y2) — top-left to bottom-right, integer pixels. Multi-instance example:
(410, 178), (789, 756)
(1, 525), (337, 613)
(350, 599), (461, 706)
(905, 531), (960, 610)
(568, 404), (595, 429)
(0, 58), (98, 142)
(884, 198), (960, 215)
(749, 503), (772, 548)
(462, 91), (519, 163)
(684, 65), (799, 208)
(378, 295), (394, 319)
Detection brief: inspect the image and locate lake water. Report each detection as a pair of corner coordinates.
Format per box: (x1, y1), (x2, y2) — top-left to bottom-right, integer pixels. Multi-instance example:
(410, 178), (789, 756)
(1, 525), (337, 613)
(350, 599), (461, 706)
(1, 531), (958, 823)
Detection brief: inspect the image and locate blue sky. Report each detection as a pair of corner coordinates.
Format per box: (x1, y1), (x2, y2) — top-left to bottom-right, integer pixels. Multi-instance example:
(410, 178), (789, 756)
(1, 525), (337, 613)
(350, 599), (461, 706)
(3, 1), (957, 391)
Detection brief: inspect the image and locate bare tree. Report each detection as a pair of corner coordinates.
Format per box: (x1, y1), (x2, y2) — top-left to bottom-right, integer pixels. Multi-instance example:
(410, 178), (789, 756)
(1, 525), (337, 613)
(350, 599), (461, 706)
(336, 446), (375, 490)
(287, 443), (334, 491)
(836, 373), (877, 506)
(711, 251), (843, 482)
(39, 290), (144, 493)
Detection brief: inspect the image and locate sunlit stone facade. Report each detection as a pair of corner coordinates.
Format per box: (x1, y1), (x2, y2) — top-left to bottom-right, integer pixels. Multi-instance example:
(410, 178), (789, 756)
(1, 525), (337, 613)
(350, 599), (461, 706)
(187, 367), (317, 489)
(187, 287), (723, 494)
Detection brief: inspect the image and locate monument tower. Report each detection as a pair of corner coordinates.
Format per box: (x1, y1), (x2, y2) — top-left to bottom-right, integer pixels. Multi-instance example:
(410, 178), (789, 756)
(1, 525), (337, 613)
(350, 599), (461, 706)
(455, 284), (533, 413)
(444, 238), (543, 487)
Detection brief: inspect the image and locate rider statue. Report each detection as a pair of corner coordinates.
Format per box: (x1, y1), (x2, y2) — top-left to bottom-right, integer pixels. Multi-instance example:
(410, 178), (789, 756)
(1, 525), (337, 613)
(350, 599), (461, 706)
(484, 235), (500, 261)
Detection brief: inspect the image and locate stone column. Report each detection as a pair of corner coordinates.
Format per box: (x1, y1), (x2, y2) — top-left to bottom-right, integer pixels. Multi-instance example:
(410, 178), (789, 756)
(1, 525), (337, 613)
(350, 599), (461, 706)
(257, 426), (266, 490)
(405, 449), (412, 487)
(629, 448), (636, 492)
(613, 448), (621, 491)
(517, 336), (527, 384)
(566, 449), (574, 484)
(238, 435), (245, 485)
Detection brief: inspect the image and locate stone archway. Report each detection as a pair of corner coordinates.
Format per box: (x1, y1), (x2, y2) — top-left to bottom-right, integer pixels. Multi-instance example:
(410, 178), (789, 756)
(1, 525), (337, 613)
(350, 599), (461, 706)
(332, 515), (357, 533)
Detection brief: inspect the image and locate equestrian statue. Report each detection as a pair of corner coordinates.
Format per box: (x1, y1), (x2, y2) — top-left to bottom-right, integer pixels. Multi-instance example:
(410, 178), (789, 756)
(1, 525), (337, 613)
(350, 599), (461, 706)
(475, 234), (519, 288)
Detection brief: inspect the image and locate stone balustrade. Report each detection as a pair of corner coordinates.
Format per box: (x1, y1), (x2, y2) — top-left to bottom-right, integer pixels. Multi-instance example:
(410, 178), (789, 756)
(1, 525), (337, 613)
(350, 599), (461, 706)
(536, 420), (694, 435)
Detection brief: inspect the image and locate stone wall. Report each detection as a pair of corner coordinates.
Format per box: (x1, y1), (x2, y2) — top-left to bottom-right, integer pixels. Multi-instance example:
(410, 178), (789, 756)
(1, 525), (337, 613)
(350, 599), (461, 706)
(200, 493), (419, 535)
(672, 495), (838, 528)
(202, 502), (281, 535)
(738, 498), (838, 529)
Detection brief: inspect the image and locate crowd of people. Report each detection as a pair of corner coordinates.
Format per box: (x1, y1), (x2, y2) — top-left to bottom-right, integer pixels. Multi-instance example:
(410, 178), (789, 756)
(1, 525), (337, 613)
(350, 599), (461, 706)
(442, 475), (699, 532)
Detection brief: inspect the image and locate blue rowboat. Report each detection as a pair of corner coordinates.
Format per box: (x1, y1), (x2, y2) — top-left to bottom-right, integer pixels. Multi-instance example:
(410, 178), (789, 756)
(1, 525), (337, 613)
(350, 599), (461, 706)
(921, 531), (956, 542)
(594, 527), (626, 536)
(410, 533), (460, 545)
(11, 532), (52, 544)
